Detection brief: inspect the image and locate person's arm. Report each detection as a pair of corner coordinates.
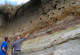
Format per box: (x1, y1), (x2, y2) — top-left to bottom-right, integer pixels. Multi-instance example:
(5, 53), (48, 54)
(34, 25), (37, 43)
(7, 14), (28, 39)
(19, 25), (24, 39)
(25, 33), (30, 38)
(11, 43), (14, 55)
(19, 33), (30, 42)
(11, 48), (13, 55)
(2, 47), (8, 55)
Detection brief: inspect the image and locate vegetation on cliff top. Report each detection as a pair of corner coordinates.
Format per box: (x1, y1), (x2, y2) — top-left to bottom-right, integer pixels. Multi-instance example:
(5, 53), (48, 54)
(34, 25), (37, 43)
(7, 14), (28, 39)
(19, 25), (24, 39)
(0, 1), (30, 21)
(0, 0), (41, 22)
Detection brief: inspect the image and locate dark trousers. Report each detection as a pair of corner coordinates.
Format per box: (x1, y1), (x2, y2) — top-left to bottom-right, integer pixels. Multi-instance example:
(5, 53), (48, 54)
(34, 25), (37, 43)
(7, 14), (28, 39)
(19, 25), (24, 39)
(13, 51), (21, 55)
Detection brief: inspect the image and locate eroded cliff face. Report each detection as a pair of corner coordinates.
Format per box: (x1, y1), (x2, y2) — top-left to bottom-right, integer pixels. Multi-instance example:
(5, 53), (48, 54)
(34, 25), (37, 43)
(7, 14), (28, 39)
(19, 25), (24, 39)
(0, 0), (80, 55)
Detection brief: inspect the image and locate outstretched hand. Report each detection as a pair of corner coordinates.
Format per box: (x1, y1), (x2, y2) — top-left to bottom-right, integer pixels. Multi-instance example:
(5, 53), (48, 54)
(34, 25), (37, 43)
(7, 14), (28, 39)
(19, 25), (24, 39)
(25, 33), (30, 38)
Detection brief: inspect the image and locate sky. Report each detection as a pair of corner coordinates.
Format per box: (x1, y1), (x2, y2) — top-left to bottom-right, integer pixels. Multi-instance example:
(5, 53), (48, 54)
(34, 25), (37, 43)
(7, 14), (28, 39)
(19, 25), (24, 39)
(0, 0), (30, 6)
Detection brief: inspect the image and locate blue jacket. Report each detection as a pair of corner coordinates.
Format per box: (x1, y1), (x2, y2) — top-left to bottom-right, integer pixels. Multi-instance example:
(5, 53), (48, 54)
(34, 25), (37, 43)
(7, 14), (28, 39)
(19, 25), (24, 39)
(0, 41), (8, 55)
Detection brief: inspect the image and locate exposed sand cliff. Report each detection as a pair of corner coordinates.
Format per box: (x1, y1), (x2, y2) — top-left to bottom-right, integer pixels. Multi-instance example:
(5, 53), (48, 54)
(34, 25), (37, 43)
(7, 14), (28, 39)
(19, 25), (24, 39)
(0, 0), (80, 55)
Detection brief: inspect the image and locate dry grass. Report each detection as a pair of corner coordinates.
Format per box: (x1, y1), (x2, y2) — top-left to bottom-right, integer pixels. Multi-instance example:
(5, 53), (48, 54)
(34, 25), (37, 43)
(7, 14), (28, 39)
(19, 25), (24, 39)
(0, 1), (31, 20)
(0, 3), (21, 19)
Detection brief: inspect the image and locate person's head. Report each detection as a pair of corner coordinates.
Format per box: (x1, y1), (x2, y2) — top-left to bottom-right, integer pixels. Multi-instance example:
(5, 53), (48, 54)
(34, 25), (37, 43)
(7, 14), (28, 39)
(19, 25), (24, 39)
(5, 37), (10, 42)
(16, 35), (21, 40)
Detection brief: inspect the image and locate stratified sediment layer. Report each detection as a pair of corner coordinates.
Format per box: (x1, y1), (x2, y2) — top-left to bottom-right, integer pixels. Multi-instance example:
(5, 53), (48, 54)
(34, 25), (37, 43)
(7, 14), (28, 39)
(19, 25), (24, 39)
(0, 0), (80, 55)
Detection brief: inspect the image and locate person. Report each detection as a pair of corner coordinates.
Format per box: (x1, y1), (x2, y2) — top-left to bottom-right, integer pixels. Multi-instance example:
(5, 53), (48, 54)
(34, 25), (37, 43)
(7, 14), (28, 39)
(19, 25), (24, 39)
(0, 37), (10, 55)
(11, 33), (30, 55)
